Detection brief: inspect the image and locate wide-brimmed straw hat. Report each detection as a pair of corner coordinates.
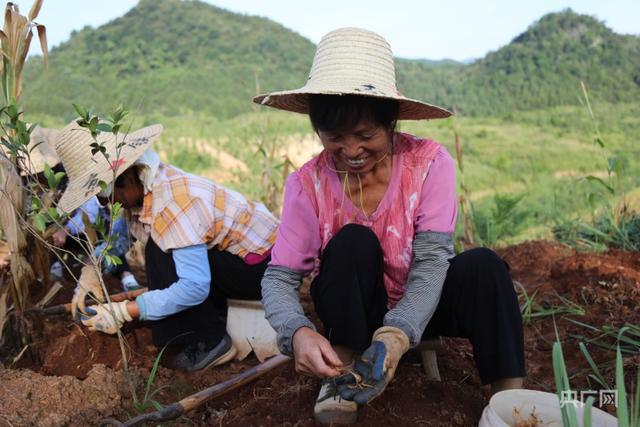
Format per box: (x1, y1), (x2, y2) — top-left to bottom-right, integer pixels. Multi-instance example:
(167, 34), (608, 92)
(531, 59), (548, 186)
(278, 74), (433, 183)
(55, 120), (163, 214)
(0, 126), (61, 175)
(253, 27), (451, 120)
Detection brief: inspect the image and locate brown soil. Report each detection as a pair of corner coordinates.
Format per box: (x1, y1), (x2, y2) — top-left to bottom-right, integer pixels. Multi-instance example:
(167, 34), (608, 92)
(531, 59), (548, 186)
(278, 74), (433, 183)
(1, 240), (638, 426)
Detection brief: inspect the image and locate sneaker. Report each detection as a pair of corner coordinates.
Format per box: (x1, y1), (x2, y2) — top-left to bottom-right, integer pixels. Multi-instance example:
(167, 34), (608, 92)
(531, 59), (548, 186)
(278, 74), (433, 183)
(120, 273), (141, 291)
(49, 261), (63, 280)
(313, 378), (358, 425)
(174, 334), (237, 372)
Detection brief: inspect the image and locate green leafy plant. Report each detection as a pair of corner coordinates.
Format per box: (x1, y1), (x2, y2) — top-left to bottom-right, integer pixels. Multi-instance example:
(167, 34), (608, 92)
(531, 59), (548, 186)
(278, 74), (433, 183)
(553, 340), (590, 426)
(133, 345), (170, 414)
(517, 282), (585, 325)
(553, 325), (640, 427)
(571, 321), (640, 357)
(608, 327), (639, 427)
(553, 82), (639, 252)
(577, 341), (610, 390)
(554, 215), (640, 252)
(470, 193), (529, 247)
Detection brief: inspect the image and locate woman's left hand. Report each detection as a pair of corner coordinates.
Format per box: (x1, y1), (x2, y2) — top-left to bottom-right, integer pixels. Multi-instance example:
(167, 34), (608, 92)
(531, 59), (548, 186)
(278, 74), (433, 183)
(335, 326), (409, 404)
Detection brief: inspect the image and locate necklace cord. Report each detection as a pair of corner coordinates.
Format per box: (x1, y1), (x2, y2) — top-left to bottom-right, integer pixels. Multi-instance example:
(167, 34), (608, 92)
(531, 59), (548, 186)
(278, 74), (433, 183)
(325, 143), (391, 218)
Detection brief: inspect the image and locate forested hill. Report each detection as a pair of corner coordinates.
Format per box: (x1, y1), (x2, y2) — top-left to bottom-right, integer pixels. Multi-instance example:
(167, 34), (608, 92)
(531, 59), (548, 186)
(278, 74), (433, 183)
(22, 0), (315, 119)
(397, 10), (640, 114)
(21, 1), (640, 119)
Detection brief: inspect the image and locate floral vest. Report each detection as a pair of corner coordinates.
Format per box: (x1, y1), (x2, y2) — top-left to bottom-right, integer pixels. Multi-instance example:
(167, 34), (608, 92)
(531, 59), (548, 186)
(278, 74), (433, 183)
(297, 133), (441, 307)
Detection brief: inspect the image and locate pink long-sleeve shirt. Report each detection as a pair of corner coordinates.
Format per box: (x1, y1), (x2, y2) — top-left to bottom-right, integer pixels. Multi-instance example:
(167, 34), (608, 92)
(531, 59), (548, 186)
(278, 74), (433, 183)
(270, 132), (457, 307)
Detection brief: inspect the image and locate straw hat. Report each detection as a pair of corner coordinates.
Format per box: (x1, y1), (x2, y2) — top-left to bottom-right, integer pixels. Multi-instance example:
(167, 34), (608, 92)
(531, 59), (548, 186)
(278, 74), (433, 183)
(0, 126), (61, 175)
(55, 120), (163, 214)
(253, 27), (451, 120)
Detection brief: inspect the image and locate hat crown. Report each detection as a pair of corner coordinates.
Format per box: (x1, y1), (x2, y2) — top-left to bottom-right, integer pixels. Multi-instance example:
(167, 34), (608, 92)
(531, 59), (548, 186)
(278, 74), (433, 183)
(306, 27), (398, 97)
(54, 121), (162, 213)
(55, 124), (114, 184)
(253, 27), (452, 121)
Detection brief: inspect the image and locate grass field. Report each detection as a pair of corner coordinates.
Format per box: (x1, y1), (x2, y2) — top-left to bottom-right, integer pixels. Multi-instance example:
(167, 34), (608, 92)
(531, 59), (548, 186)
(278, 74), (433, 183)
(29, 101), (640, 246)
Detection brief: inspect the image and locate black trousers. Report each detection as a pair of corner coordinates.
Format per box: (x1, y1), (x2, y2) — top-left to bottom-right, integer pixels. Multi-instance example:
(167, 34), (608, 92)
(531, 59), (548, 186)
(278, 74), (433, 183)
(144, 238), (266, 347)
(311, 224), (525, 385)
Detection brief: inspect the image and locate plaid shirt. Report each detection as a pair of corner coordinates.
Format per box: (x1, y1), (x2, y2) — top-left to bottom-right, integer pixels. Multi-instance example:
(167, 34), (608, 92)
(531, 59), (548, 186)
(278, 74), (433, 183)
(128, 163), (278, 257)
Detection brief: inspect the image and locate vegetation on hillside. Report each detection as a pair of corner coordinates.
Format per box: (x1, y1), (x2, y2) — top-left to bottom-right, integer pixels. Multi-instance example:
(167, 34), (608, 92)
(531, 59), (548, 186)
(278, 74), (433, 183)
(22, 0), (314, 119)
(21, 2), (640, 120)
(15, 0), (640, 247)
(399, 10), (640, 115)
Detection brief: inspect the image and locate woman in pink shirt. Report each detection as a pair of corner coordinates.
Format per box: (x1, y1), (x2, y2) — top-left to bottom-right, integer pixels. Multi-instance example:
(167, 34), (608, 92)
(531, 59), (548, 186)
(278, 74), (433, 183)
(255, 28), (524, 424)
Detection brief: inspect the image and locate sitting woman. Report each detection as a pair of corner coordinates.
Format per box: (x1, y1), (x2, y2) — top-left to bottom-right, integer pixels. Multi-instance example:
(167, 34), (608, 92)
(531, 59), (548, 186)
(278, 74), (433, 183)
(255, 28), (525, 424)
(54, 122), (278, 371)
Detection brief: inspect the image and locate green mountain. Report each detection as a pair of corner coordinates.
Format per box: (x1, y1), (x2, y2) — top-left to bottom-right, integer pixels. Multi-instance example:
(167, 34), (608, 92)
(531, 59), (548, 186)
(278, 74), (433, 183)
(21, 3), (640, 119)
(397, 10), (640, 114)
(22, 0), (315, 119)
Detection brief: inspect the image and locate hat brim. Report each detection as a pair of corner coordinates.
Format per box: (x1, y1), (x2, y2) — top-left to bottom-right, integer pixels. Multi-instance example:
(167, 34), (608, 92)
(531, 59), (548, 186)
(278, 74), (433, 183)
(0, 127), (61, 176)
(22, 127), (61, 176)
(253, 87), (452, 120)
(57, 123), (163, 214)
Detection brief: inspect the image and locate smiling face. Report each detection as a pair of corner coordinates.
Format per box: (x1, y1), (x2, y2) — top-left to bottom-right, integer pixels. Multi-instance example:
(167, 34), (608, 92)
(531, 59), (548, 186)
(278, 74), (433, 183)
(318, 121), (392, 174)
(308, 94), (399, 174)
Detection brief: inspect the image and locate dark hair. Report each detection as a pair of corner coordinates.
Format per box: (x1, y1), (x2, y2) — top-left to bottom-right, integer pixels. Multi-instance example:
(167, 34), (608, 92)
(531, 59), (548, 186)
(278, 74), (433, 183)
(308, 94), (399, 134)
(114, 171), (128, 188)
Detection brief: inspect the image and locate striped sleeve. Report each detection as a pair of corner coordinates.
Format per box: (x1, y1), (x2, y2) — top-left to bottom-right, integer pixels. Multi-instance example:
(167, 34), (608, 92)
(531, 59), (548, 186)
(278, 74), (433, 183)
(261, 265), (316, 356)
(383, 231), (454, 346)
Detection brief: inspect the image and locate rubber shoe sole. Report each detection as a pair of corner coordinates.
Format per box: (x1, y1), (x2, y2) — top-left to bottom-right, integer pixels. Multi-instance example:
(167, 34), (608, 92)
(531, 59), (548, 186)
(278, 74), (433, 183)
(313, 407), (358, 425)
(177, 334), (237, 372)
(313, 380), (358, 424)
(204, 344), (237, 369)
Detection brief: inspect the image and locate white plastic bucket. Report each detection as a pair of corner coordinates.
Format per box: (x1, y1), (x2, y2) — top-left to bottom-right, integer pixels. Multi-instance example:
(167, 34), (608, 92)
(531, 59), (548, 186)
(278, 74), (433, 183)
(478, 389), (617, 427)
(226, 299), (279, 362)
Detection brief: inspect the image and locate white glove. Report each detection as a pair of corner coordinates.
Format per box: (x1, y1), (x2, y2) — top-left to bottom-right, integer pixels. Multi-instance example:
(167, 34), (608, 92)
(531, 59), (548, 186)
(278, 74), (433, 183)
(81, 301), (133, 334)
(71, 265), (105, 319)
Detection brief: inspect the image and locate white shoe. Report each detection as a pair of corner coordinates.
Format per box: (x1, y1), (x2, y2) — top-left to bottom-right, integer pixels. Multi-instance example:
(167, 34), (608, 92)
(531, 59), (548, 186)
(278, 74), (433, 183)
(121, 273), (140, 291)
(49, 261), (63, 280)
(313, 378), (358, 425)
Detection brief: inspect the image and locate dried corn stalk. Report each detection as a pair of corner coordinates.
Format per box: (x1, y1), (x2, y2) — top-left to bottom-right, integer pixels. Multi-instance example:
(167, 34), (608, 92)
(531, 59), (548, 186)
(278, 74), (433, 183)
(0, 1), (48, 342)
(0, 1), (48, 104)
(0, 154), (33, 317)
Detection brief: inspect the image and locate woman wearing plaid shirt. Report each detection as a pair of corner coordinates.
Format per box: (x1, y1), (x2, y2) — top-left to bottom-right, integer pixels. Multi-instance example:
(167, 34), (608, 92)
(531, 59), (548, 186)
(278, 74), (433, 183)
(79, 149), (278, 371)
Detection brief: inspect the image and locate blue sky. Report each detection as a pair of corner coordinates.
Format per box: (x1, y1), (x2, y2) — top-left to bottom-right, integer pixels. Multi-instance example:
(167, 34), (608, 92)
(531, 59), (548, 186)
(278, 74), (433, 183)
(29, 0), (640, 61)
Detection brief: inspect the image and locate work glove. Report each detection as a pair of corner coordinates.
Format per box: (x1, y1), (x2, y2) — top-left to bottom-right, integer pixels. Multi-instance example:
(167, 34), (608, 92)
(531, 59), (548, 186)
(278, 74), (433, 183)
(125, 240), (146, 270)
(80, 301), (133, 334)
(71, 265), (105, 319)
(335, 326), (409, 404)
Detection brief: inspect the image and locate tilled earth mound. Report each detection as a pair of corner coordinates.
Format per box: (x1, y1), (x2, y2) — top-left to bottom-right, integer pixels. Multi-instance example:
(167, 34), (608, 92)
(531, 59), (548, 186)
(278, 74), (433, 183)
(1, 240), (638, 426)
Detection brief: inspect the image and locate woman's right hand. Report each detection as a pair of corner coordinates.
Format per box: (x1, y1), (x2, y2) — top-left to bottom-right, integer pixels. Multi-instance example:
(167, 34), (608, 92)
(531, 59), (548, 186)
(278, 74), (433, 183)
(292, 327), (343, 377)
